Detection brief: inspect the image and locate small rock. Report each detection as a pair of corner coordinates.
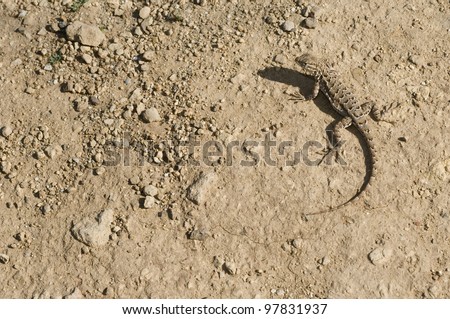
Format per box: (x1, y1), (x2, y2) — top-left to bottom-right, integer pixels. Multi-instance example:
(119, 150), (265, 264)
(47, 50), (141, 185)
(81, 53), (92, 64)
(41, 204), (51, 214)
(223, 261), (237, 275)
(10, 58), (22, 67)
(143, 196), (155, 209)
(1, 126), (13, 138)
(73, 99), (88, 112)
(319, 256), (331, 266)
(141, 107), (161, 123)
(187, 172), (217, 205)
(64, 287), (84, 299)
(0, 253), (9, 264)
(44, 145), (63, 159)
(139, 6), (151, 19)
(368, 247), (393, 265)
(95, 166), (106, 175)
(71, 209), (114, 247)
(142, 50), (155, 61)
(25, 86), (36, 94)
(0, 161), (12, 174)
(292, 238), (302, 249)
(129, 176), (140, 185)
(140, 17), (154, 33)
(193, 0), (207, 5)
(43, 64), (53, 71)
(66, 21), (106, 47)
(408, 54), (425, 67)
(89, 96), (99, 105)
(303, 17), (317, 29)
(188, 228), (208, 241)
(142, 185), (158, 196)
(274, 54), (287, 64)
(281, 20), (295, 32)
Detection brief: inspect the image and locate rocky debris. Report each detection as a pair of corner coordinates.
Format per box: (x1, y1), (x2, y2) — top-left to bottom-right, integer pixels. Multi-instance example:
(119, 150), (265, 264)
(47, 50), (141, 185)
(223, 261), (237, 275)
(186, 172), (217, 205)
(291, 239), (302, 249)
(368, 247), (393, 265)
(0, 253), (9, 264)
(142, 185), (158, 197)
(66, 21), (106, 47)
(274, 54), (288, 64)
(281, 20), (295, 32)
(139, 6), (151, 19)
(44, 145), (63, 159)
(0, 161), (12, 174)
(143, 196), (155, 209)
(95, 166), (106, 175)
(187, 228), (208, 241)
(81, 53), (92, 64)
(302, 17), (317, 29)
(64, 287), (84, 299)
(71, 209), (114, 247)
(141, 107), (161, 123)
(1, 125), (13, 138)
(142, 50), (155, 61)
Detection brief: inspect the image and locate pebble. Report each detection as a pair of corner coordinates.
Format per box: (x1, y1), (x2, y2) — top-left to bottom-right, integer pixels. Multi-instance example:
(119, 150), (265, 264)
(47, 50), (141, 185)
(143, 196), (155, 209)
(223, 261), (237, 275)
(408, 54), (425, 67)
(292, 238), (302, 249)
(44, 64), (53, 71)
(89, 96), (99, 105)
(281, 20), (295, 32)
(44, 145), (63, 159)
(66, 21), (106, 47)
(0, 253), (9, 264)
(139, 6), (151, 19)
(303, 17), (317, 29)
(142, 50), (155, 61)
(0, 161), (12, 174)
(140, 17), (154, 33)
(142, 185), (158, 196)
(81, 53), (92, 64)
(274, 54), (287, 64)
(187, 172), (217, 205)
(71, 209), (114, 247)
(1, 126), (13, 138)
(95, 166), (106, 175)
(368, 247), (393, 265)
(141, 107), (161, 123)
(64, 287), (84, 299)
(73, 99), (88, 112)
(25, 87), (35, 94)
(129, 176), (140, 185)
(188, 228), (208, 241)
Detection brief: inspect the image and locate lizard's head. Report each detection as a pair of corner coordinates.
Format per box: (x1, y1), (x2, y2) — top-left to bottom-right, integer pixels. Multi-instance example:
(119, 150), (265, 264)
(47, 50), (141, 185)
(295, 54), (322, 77)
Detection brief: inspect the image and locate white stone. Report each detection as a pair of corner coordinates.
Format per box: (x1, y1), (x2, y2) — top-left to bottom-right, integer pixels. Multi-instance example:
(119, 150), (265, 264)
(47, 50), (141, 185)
(141, 107), (161, 123)
(71, 209), (114, 247)
(66, 21), (106, 47)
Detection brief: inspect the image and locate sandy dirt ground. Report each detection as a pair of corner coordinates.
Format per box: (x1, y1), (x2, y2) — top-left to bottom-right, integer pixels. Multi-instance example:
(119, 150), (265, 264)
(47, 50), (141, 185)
(0, 0), (449, 298)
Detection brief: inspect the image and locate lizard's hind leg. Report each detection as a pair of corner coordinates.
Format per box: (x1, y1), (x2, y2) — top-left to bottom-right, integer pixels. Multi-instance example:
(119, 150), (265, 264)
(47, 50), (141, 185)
(320, 116), (352, 165)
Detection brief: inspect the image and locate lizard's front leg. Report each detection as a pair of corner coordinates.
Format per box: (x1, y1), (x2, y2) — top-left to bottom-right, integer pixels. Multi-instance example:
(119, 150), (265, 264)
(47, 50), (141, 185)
(291, 79), (320, 102)
(362, 101), (395, 124)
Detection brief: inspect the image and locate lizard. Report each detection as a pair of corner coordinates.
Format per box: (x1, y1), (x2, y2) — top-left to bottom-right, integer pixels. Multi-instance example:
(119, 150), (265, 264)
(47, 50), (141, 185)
(293, 54), (385, 216)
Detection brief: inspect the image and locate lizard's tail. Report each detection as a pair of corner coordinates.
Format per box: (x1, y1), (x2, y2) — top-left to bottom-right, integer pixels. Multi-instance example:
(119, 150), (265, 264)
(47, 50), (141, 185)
(304, 130), (377, 217)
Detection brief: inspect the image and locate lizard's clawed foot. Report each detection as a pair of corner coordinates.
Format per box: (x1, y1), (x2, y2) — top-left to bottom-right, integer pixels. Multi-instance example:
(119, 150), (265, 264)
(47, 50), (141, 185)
(289, 93), (306, 103)
(318, 144), (346, 166)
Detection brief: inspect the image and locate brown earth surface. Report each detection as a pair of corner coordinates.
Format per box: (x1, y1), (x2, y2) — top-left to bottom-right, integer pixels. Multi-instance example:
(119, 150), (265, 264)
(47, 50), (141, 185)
(0, 0), (449, 298)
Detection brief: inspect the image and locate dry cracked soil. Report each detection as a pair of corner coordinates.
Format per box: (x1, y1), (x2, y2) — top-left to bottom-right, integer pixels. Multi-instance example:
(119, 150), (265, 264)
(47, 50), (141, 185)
(0, 0), (449, 298)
